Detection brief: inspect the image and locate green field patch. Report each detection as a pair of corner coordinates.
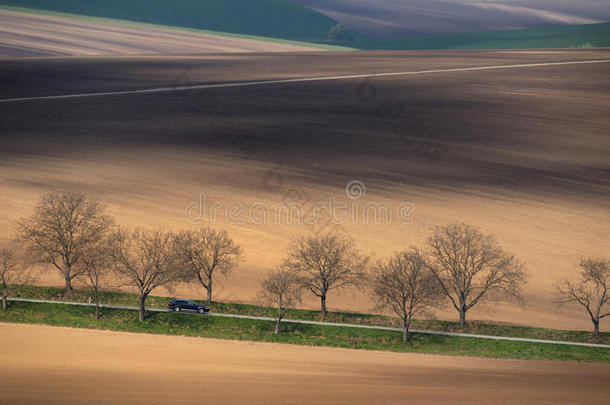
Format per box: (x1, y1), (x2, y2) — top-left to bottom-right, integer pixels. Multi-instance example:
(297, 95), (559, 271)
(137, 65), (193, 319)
(330, 22), (610, 50)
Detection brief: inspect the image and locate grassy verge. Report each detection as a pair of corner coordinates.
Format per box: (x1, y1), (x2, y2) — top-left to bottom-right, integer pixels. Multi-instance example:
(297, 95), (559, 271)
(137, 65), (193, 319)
(1, 301), (608, 363)
(8, 284), (610, 345)
(0, 5), (354, 51)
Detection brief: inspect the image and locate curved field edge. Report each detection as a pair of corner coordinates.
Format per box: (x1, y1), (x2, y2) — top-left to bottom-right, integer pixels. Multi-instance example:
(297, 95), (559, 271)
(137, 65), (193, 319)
(0, 0), (340, 41)
(1, 3), (608, 51)
(0, 5), (354, 51)
(7, 284), (610, 345)
(0, 301), (608, 363)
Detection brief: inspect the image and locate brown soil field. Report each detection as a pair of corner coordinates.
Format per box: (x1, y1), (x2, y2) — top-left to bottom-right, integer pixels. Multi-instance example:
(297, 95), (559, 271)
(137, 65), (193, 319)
(0, 9), (322, 57)
(0, 49), (609, 331)
(1, 323), (609, 404)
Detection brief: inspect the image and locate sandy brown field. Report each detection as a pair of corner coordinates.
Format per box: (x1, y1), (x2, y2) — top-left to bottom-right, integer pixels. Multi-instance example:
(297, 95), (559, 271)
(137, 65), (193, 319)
(0, 323), (608, 404)
(0, 9), (322, 57)
(0, 50), (609, 331)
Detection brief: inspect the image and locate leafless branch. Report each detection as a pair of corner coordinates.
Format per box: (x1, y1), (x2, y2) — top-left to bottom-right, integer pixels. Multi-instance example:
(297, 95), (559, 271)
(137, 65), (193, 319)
(17, 191), (113, 291)
(174, 227), (242, 304)
(107, 227), (181, 321)
(372, 248), (441, 342)
(426, 223), (527, 327)
(258, 269), (302, 334)
(555, 258), (610, 335)
(284, 234), (368, 316)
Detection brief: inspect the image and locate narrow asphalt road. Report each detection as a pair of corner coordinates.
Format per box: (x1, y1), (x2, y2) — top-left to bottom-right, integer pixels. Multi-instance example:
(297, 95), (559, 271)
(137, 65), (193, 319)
(7, 297), (610, 349)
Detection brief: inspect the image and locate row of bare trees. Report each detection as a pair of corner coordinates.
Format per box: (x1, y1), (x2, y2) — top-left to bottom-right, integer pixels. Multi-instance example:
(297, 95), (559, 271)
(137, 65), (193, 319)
(374, 229), (610, 342)
(259, 224), (529, 340)
(260, 224), (609, 340)
(1, 190), (608, 339)
(3, 191), (242, 321)
(370, 224), (531, 342)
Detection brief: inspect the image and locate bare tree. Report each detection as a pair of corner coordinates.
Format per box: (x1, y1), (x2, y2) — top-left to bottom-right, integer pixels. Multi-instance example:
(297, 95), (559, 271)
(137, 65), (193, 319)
(174, 228), (242, 305)
(556, 258), (610, 336)
(372, 249), (441, 342)
(108, 228), (181, 321)
(427, 223), (527, 327)
(18, 191), (113, 291)
(285, 235), (367, 317)
(81, 245), (112, 320)
(0, 244), (21, 311)
(259, 270), (302, 334)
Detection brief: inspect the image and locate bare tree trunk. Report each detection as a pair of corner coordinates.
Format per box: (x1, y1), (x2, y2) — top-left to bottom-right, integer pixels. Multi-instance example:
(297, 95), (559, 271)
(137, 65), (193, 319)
(90, 287), (101, 319)
(594, 319), (600, 336)
(206, 276), (213, 305)
(403, 322), (409, 343)
(95, 289), (101, 320)
(63, 261), (74, 291)
(138, 293), (148, 322)
(321, 294), (327, 317)
(459, 306), (467, 327)
(275, 301), (283, 334)
(2, 283), (7, 311)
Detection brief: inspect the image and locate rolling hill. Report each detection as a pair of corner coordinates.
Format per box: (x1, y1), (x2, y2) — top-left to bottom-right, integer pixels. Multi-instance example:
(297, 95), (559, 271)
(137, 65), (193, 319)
(345, 22), (610, 50)
(0, 8), (345, 57)
(0, 0), (339, 41)
(294, 0), (610, 38)
(2, 1), (609, 52)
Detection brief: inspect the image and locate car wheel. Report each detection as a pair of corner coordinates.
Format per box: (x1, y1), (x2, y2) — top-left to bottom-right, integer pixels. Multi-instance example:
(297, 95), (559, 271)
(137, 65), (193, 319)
(198, 308), (205, 314)
(174, 306), (181, 312)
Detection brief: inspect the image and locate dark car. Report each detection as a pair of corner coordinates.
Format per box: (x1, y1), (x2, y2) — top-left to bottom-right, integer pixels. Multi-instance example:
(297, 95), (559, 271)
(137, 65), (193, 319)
(168, 299), (209, 314)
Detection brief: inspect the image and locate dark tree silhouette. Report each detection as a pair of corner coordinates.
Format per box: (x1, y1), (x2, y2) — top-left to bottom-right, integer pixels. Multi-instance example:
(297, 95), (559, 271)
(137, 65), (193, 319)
(174, 227), (241, 305)
(18, 191), (113, 291)
(427, 223), (527, 327)
(285, 235), (367, 317)
(328, 23), (353, 41)
(81, 244), (112, 320)
(108, 228), (181, 321)
(0, 243), (21, 311)
(372, 249), (441, 342)
(556, 258), (610, 335)
(259, 270), (302, 334)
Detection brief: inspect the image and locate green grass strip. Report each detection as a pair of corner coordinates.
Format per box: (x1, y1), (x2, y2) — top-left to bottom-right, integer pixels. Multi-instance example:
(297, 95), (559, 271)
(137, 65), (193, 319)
(1, 301), (608, 363)
(7, 284), (610, 345)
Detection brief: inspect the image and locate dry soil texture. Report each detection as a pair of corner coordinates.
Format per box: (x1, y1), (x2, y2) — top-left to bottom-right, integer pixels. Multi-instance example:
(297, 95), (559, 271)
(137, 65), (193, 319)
(0, 49), (609, 330)
(0, 9), (323, 57)
(0, 323), (609, 404)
